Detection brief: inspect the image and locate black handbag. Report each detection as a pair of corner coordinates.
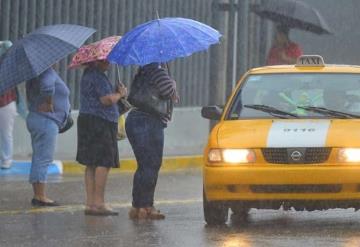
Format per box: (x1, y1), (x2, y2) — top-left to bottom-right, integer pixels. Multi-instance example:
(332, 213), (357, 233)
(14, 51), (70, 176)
(59, 113), (74, 134)
(128, 70), (172, 118)
(117, 98), (132, 115)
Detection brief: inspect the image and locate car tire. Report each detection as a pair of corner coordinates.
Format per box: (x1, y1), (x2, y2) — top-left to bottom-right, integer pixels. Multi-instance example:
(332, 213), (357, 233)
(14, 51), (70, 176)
(203, 189), (228, 225)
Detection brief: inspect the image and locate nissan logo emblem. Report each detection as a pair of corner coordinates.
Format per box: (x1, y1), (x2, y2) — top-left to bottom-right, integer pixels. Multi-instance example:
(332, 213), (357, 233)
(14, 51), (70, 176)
(290, 151), (302, 161)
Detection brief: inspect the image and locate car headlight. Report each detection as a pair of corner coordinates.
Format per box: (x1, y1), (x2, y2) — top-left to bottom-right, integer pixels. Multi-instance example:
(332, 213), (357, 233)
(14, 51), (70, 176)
(207, 148), (255, 165)
(338, 148), (360, 162)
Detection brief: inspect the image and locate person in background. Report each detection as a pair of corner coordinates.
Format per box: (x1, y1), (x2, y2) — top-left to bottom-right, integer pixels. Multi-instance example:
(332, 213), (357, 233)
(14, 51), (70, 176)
(26, 67), (70, 206)
(323, 89), (348, 111)
(266, 24), (303, 65)
(0, 40), (17, 169)
(126, 63), (178, 220)
(266, 25), (304, 114)
(76, 60), (127, 216)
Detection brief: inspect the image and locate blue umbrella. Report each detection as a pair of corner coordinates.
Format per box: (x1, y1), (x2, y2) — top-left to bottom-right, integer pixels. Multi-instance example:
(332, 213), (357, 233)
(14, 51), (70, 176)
(107, 17), (221, 66)
(0, 24), (96, 94)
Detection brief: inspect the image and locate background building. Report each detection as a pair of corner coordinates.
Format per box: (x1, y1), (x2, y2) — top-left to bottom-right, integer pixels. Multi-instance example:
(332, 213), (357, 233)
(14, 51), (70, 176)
(1, 0), (359, 159)
(0, 0), (267, 108)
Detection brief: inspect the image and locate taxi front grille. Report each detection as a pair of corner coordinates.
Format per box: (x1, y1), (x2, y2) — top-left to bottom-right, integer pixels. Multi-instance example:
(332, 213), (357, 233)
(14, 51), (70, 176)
(261, 147), (331, 164)
(250, 184), (342, 193)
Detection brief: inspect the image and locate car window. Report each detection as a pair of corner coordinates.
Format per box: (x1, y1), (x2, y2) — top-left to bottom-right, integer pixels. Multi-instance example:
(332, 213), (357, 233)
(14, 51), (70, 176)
(226, 73), (360, 119)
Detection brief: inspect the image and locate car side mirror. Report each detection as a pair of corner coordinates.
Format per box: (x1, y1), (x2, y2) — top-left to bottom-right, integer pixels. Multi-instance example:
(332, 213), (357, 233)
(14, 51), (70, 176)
(201, 105), (223, 120)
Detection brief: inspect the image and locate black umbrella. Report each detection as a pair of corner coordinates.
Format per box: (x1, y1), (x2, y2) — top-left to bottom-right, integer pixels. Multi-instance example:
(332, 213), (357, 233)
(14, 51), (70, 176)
(251, 0), (332, 35)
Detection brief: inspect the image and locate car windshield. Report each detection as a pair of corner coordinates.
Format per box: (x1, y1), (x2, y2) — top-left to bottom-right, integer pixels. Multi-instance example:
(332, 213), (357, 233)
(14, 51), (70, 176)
(226, 73), (360, 120)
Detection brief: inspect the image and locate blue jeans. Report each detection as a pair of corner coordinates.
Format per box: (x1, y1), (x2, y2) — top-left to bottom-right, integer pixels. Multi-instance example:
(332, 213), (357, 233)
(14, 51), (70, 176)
(0, 102), (17, 166)
(125, 110), (165, 208)
(26, 112), (58, 183)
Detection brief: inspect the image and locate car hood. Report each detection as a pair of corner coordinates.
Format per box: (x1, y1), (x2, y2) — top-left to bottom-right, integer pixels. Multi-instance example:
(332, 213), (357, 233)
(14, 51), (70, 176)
(217, 119), (360, 148)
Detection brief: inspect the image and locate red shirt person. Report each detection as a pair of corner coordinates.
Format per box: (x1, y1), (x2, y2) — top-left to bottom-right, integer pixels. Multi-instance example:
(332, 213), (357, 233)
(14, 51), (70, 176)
(0, 40), (17, 169)
(0, 88), (16, 108)
(266, 25), (303, 65)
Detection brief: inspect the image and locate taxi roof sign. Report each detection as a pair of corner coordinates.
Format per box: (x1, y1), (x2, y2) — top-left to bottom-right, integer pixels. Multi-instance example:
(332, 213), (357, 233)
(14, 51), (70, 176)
(296, 55), (325, 67)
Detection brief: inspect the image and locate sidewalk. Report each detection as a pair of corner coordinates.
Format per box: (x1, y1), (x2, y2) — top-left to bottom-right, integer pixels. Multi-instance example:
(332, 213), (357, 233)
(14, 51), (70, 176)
(0, 155), (203, 177)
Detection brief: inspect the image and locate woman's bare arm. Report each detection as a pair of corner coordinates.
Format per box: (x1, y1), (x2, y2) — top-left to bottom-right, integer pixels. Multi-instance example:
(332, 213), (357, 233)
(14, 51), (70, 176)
(99, 85), (127, 106)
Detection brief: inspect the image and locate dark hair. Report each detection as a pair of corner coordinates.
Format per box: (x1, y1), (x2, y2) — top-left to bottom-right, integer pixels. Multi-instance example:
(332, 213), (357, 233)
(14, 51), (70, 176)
(142, 62), (160, 69)
(276, 24), (290, 37)
(85, 59), (108, 68)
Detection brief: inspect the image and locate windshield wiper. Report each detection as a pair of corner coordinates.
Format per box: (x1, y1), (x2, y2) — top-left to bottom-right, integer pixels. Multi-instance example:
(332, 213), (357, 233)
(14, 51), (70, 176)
(244, 104), (299, 118)
(297, 106), (360, 119)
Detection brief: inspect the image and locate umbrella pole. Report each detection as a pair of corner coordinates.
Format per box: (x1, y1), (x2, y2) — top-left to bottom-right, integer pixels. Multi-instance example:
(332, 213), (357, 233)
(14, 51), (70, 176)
(116, 65), (121, 87)
(116, 65), (132, 109)
(165, 62), (174, 120)
(166, 63), (171, 77)
(156, 10), (160, 19)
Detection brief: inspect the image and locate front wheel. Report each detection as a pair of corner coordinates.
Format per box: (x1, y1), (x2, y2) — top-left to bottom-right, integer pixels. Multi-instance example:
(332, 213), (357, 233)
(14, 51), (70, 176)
(203, 189), (228, 225)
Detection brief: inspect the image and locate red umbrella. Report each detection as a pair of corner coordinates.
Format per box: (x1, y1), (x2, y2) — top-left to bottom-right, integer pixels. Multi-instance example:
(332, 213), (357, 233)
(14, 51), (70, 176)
(69, 36), (121, 68)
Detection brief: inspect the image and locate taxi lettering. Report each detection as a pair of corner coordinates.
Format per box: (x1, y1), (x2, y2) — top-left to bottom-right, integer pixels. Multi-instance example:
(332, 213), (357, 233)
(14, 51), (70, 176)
(283, 128), (316, 132)
(299, 57), (320, 65)
(296, 55), (325, 67)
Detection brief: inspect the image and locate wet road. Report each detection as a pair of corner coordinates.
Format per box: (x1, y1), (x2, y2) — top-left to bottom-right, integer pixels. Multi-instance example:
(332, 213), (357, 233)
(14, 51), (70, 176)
(1, 169), (360, 247)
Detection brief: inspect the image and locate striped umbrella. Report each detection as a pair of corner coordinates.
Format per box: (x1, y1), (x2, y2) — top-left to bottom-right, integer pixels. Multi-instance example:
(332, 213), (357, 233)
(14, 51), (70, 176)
(0, 24), (96, 94)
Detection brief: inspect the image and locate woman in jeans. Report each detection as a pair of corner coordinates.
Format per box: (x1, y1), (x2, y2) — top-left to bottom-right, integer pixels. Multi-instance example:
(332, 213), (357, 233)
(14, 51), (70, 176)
(126, 63), (178, 220)
(26, 67), (70, 206)
(76, 60), (127, 216)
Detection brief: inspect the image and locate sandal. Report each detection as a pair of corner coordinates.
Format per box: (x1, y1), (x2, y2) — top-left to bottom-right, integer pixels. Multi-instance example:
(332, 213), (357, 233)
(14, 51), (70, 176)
(137, 208), (149, 220)
(129, 207), (148, 220)
(31, 198), (60, 207)
(128, 207), (165, 220)
(146, 207), (165, 220)
(128, 207), (152, 220)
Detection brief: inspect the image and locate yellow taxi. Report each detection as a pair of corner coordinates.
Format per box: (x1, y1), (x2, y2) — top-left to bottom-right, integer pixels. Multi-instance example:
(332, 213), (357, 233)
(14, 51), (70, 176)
(202, 55), (360, 225)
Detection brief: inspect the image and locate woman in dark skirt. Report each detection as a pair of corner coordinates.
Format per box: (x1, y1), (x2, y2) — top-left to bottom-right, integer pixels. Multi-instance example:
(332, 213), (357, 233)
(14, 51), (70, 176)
(76, 60), (127, 216)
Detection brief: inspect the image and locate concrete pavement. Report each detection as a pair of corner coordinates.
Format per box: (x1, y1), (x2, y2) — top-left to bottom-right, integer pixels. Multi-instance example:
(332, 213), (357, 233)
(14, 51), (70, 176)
(2, 170), (360, 247)
(0, 170), (203, 247)
(0, 155), (203, 179)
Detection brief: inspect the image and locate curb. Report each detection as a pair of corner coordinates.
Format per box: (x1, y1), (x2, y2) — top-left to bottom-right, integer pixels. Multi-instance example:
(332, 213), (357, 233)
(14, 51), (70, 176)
(0, 160), (63, 176)
(62, 155), (203, 174)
